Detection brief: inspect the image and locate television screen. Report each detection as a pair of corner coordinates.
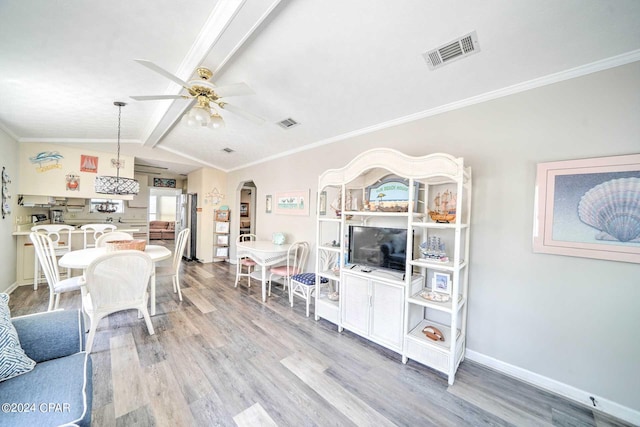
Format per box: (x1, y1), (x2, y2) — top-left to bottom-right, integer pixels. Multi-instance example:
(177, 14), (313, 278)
(348, 225), (408, 272)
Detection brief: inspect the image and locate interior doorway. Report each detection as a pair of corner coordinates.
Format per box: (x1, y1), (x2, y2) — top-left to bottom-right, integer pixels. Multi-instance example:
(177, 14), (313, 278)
(238, 181), (256, 236)
(148, 187), (181, 249)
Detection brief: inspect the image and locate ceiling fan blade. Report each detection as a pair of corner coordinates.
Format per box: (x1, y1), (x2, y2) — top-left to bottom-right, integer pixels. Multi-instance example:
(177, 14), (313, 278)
(214, 82), (255, 98)
(130, 95), (188, 101)
(218, 103), (265, 124)
(134, 59), (190, 89)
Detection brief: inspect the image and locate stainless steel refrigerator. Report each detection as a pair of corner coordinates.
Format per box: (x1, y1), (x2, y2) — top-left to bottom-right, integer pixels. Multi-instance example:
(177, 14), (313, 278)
(176, 193), (198, 261)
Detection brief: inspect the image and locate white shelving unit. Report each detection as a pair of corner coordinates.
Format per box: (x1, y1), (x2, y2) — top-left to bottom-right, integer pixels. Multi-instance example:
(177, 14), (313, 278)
(213, 210), (230, 261)
(314, 148), (471, 384)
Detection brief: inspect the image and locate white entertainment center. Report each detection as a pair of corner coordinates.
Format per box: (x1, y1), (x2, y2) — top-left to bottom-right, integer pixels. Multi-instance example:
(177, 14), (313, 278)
(314, 148), (472, 384)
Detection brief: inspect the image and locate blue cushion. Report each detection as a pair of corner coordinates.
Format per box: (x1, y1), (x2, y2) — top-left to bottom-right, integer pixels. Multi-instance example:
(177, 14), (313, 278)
(291, 273), (329, 286)
(0, 351), (92, 426)
(12, 310), (85, 363)
(0, 294), (35, 382)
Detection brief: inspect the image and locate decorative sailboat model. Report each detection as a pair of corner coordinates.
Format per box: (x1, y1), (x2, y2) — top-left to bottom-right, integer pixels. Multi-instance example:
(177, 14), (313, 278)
(428, 189), (456, 223)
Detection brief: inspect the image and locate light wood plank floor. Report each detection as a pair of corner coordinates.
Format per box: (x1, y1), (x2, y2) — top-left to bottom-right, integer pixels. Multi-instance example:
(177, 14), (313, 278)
(8, 259), (632, 427)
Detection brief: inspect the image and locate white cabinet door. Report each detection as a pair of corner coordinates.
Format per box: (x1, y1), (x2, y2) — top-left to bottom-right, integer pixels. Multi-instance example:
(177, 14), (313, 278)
(341, 274), (370, 336)
(370, 280), (404, 351)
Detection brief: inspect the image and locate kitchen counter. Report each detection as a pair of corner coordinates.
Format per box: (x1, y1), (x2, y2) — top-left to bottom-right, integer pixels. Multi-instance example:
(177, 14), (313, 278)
(13, 224), (145, 287)
(13, 226), (140, 236)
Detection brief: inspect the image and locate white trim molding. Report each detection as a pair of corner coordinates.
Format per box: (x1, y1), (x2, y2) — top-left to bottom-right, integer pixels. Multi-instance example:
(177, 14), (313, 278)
(466, 350), (640, 426)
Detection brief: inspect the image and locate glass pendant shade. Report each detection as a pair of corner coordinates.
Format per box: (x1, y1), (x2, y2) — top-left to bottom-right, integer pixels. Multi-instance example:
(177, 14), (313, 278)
(208, 113), (225, 129)
(95, 176), (140, 195)
(94, 102), (139, 195)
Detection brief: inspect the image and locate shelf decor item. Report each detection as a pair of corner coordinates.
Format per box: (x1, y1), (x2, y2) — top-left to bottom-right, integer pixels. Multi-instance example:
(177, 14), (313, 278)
(272, 232), (286, 245)
(533, 154), (640, 264)
(428, 189), (456, 223)
(215, 222), (230, 233)
(432, 272), (452, 295)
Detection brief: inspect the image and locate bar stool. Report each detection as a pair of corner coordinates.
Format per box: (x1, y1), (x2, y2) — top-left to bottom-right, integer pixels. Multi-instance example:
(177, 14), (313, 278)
(31, 225), (74, 290)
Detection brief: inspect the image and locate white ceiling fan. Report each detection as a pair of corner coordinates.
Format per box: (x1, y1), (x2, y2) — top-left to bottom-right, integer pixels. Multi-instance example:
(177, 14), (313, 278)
(130, 59), (265, 128)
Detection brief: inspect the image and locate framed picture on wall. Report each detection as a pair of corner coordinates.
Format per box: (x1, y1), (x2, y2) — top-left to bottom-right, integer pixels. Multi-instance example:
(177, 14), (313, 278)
(266, 195), (272, 213)
(153, 178), (176, 188)
(319, 191), (327, 215)
(533, 154), (640, 264)
(216, 235), (229, 245)
(240, 202), (249, 217)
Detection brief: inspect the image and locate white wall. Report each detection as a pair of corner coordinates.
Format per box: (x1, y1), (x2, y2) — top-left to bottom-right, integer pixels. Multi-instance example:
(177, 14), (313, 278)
(0, 129), (19, 293)
(227, 62), (640, 413)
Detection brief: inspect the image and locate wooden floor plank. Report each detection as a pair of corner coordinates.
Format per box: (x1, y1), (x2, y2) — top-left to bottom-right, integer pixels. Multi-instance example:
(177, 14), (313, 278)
(110, 333), (150, 418)
(7, 257), (634, 427)
(233, 402), (278, 427)
(281, 352), (397, 427)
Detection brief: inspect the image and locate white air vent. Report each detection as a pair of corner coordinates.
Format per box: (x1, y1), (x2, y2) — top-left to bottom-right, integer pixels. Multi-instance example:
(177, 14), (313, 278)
(222, 147), (234, 153)
(423, 31), (480, 70)
(277, 118), (300, 129)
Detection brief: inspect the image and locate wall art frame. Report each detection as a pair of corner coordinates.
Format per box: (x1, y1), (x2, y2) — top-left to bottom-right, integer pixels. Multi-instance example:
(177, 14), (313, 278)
(533, 154), (640, 264)
(240, 202), (249, 217)
(274, 189), (310, 216)
(265, 195), (272, 213)
(153, 178), (176, 188)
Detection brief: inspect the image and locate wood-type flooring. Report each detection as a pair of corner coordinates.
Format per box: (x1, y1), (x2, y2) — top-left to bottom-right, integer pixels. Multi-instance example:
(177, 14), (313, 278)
(8, 257), (632, 427)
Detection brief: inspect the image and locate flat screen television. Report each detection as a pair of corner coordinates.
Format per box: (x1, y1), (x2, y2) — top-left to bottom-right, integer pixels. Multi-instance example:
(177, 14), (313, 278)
(348, 225), (409, 272)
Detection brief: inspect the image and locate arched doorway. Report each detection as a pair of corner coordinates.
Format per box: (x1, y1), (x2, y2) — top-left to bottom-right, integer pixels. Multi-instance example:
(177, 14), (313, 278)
(238, 181), (256, 236)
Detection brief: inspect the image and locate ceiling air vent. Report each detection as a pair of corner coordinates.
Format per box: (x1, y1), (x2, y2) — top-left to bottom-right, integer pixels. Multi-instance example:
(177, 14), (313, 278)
(277, 118), (300, 129)
(222, 147), (234, 153)
(423, 31), (480, 71)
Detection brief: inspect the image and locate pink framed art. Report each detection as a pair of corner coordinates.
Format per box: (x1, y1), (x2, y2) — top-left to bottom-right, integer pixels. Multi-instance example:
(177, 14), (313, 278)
(532, 154), (640, 263)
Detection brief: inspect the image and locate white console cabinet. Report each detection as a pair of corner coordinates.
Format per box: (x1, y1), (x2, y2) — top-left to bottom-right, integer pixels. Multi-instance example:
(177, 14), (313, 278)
(341, 270), (421, 353)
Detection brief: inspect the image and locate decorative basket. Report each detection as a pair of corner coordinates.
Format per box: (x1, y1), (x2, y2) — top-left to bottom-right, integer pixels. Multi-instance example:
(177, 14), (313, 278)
(105, 239), (146, 252)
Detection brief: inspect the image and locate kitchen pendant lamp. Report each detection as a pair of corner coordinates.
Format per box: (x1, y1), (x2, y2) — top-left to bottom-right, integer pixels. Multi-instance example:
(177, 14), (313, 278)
(94, 102), (140, 195)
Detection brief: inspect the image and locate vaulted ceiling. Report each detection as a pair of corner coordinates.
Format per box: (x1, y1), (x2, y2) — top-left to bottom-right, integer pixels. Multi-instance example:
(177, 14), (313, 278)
(1, 1), (639, 177)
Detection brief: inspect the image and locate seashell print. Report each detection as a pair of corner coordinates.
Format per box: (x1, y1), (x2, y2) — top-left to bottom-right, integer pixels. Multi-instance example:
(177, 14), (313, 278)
(577, 177), (640, 242)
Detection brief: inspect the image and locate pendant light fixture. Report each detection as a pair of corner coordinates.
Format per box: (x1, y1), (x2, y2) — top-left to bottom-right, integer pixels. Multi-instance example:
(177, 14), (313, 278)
(94, 102), (140, 195)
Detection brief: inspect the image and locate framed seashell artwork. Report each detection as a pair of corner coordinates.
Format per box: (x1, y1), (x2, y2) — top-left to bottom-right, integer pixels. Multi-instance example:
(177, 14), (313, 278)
(533, 154), (640, 264)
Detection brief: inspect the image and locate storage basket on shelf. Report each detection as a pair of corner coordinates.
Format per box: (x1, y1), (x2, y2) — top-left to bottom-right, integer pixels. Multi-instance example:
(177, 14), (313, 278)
(105, 239), (146, 252)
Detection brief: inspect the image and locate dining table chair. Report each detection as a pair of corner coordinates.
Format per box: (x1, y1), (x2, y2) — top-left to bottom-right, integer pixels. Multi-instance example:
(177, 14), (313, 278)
(290, 272), (328, 317)
(156, 228), (190, 301)
(31, 224), (74, 290)
(95, 231), (133, 247)
(80, 250), (155, 353)
(80, 224), (116, 248)
(235, 233), (257, 288)
(29, 232), (83, 311)
(268, 241), (309, 297)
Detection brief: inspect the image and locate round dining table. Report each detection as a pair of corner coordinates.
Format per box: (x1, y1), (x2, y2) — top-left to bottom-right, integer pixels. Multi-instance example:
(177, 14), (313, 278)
(58, 245), (172, 316)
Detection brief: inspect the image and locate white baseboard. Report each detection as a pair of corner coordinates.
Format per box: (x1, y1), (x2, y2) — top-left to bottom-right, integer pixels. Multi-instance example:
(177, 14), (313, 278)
(2, 282), (18, 294)
(466, 350), (640, 426)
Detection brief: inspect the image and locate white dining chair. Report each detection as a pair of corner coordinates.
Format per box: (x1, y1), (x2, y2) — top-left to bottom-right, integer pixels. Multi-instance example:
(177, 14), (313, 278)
(80, 250), (154, 353)
(156, 228), (190, 301)
(31, 224), (74, 290)
(80, 224), (116, 248)
(268, 241), (309, 297)
(30, 232), (83, 311)
(235, 234), (257, 288)
(95, 231), (133, 247)
(290, 272), (328, 317)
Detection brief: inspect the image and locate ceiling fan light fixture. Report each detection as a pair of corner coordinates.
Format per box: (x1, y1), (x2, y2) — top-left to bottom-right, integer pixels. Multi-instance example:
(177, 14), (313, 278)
(208, 111), (225, 129)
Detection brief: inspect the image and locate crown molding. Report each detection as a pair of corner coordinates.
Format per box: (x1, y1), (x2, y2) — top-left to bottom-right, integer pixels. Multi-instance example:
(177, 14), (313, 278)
(231, 50), (640, 171)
